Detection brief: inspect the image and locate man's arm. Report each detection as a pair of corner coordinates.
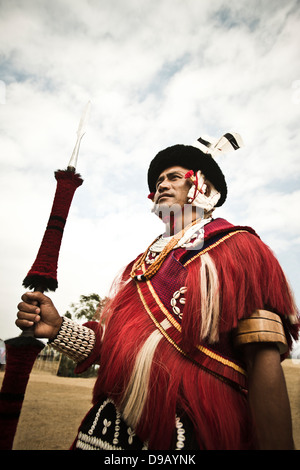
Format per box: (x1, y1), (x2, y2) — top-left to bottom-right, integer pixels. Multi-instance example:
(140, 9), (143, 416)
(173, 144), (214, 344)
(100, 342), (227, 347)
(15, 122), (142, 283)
(242, 343), (294, 450)
(16, 291), (96, 364)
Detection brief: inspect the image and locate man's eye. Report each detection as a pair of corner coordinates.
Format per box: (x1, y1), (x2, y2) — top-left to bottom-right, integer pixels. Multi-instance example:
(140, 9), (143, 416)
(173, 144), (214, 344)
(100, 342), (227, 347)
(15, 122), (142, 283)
(172, 174), (184, 181)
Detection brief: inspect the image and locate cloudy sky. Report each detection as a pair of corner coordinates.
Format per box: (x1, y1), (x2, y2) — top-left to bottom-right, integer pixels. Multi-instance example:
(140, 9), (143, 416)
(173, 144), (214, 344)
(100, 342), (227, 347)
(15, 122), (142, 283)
(0, 0), (300, 347)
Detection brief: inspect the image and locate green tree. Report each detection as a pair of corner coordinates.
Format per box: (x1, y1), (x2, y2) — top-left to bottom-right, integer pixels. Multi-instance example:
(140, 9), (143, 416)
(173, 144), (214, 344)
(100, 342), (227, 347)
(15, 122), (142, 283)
(65, 293), (109, 322)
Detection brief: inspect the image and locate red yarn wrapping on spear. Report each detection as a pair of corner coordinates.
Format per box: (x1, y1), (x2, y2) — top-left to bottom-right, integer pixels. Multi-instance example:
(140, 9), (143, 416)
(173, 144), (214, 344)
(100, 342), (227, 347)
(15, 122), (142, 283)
(0, 340), (44, 449)
(0, 168), (83, 450)
(22, 169), (83, 292)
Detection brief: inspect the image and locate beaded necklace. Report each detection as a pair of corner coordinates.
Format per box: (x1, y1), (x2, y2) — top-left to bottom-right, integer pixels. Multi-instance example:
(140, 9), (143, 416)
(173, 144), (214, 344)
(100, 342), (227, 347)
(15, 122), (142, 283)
(130, 217), (204, 281)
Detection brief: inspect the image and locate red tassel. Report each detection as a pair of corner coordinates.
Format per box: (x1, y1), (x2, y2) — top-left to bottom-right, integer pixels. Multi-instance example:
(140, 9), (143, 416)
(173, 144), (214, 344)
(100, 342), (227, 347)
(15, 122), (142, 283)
(91, 266), (154, 406)
(180, 260), (202, 352)
(178, 360), (253, 449)
(181, 231), (299, 352)
(134, 331), (252, 449)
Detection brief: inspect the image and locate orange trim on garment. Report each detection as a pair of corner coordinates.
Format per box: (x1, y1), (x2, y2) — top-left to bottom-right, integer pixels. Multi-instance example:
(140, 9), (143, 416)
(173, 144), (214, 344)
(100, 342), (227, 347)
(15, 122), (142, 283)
(136, 282), (192, 360)
(183, 230), (249, 267)
(139, 262), (247, 377)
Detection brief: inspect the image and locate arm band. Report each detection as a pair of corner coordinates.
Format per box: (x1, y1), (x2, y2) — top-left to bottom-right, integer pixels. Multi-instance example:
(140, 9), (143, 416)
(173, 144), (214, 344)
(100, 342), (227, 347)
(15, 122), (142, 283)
(49, 316), (96, 363)
(234, 310), (288, 354)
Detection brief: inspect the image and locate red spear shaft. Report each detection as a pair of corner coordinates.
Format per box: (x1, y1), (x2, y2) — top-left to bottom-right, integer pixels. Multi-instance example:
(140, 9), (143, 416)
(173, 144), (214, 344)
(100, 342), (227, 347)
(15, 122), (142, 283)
(0, 102), (90, 450)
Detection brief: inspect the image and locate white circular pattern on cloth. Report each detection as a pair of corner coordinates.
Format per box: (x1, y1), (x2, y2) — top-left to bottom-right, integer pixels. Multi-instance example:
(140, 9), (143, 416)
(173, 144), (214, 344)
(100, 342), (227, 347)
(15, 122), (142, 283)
(170, 287), (187, 319)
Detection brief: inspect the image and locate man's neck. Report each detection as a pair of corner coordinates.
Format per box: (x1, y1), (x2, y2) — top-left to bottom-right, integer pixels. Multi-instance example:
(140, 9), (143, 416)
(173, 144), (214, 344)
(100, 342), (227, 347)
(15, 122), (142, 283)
(164, 206), (204, 236)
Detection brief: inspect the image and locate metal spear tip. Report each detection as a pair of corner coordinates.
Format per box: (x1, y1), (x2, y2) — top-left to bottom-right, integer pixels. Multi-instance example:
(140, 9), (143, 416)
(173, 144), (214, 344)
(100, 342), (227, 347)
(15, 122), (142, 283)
(67, 101), (91, 170)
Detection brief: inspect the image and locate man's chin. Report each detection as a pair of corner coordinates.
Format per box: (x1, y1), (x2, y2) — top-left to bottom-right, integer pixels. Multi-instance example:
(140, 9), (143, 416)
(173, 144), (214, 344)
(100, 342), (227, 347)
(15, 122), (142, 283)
(152, 201), (183, 219)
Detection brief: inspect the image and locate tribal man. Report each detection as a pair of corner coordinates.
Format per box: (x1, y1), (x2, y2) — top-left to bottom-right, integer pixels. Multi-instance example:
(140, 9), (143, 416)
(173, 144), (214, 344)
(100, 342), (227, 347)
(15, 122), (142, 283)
(16, 134), (299, 450)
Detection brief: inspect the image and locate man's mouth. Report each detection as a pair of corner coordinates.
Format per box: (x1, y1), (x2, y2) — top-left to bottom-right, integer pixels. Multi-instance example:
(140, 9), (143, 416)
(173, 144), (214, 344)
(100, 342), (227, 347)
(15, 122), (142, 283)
(157, 193), (173, 203)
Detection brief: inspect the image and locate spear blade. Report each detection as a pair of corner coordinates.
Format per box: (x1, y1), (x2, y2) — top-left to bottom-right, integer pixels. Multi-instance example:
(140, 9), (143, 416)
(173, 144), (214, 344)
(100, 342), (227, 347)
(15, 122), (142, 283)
(68, 100), (91, 171)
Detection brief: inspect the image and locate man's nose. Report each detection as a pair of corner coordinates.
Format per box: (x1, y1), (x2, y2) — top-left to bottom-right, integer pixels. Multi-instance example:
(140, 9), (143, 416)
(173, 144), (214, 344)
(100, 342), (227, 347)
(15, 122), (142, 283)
(157, 178), (171, 192)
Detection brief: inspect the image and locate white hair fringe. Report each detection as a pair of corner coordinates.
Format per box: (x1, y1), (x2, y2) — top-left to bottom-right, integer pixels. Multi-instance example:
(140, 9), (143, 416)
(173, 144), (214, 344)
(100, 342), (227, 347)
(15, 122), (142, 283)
(121, 318), (172, 429)
(200, 252), (220, 343)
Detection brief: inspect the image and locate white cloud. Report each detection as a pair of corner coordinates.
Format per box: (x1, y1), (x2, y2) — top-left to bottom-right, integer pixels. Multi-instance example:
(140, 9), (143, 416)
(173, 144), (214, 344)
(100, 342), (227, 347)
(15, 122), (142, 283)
(0, 0), (300, 340)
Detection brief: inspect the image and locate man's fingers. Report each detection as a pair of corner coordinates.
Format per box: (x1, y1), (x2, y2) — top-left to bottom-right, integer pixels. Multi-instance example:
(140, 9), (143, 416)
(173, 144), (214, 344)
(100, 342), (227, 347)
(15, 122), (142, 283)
(17, 300), (40, 315)
(21, 291), (52, 309)
(17, 309), (40, 320)
(15, 318), (34, 329)
(21, 291), (47, 303)
(15, 312), (41, 329)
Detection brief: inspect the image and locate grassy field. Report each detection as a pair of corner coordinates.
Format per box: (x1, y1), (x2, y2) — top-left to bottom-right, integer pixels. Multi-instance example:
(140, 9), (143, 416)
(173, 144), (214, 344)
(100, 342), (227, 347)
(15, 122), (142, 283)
(1, 359), (299, 450)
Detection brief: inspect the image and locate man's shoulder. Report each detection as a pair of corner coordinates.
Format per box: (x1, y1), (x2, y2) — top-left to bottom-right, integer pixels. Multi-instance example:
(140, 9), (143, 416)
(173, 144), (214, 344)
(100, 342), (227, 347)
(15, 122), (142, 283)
(181, 218), (261, 265)
(205, 217), (259, 240)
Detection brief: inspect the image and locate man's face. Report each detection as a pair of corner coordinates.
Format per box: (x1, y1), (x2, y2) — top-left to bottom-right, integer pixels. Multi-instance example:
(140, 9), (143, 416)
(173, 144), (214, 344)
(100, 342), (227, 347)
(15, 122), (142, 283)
(154, 166), (192, 208)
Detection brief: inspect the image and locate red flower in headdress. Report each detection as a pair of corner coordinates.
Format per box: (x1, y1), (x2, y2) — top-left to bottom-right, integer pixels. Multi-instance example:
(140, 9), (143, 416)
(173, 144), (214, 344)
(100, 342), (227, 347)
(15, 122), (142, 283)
(184, 170), (194, 179)
(147, 192), (155, 200)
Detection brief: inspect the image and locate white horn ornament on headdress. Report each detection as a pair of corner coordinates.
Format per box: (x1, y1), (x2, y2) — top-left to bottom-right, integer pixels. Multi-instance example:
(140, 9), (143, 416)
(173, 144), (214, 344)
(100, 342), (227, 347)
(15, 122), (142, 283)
(195, 132), (244, 157)
(186, 132), (244, 211)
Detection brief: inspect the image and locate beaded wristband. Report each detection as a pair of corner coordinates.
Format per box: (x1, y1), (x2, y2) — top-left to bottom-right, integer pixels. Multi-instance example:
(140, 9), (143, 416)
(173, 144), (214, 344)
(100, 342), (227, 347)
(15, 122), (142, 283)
(49, 316), (96, 363)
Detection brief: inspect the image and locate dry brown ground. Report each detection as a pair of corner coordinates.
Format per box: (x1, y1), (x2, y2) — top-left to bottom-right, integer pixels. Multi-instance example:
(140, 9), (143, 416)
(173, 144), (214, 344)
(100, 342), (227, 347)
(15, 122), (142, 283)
(1, 359), (299, 450)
